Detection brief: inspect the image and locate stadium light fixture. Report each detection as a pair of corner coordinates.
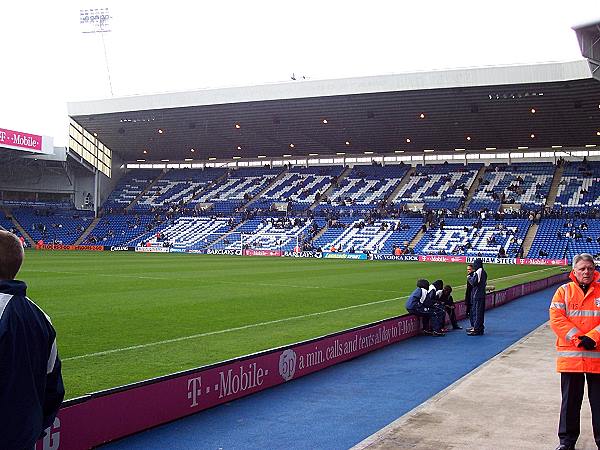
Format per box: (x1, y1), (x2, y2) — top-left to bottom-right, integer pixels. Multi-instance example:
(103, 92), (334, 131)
(161, 159), (169, 162)
(419, 113), (425, 119)
(552, 145), (563, 148)
(485, 147), (496, 150)
(364, 151), (374, 154)
(530, 133), (535, 138)
(158, 129), (163, 134)
(289, 143), (295, 148)
(233, 156), (241, 159)
(530, 108), (536, 114)
(395, 150), (404, 153)
(596, 131), (600, 136)
(80, 7), (113, 96)
(424, 149), (434, 153)
(136, 159), (145, 162)
(345, 141), (350, 146)
(586, 144), (597, 148)
(93, 132), (98, 137)
(518, 146), (528, 150)
(454, 148), (465, 151)
(322, 119), (328, 124)
(309, 153), (319, 156)
(336, 152), (346, 155)
(184, 158), (193, 161)
(235, 123), (241, 129)
(283, 154), (292, 157)
(208, 157), (216, 160)
(143, 150), (148, 154)
(466, 136), (471, 141)
(257, 155), (266, 158)
(237, 146), (242, 150)
(406, 138), (411, 143)
(190, 148), (195, 152)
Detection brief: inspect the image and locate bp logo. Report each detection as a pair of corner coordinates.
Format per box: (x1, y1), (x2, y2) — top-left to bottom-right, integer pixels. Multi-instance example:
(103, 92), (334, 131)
(279, 349), (297, 381)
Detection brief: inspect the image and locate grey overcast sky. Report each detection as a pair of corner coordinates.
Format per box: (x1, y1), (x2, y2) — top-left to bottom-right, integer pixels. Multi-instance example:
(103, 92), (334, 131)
(1, 0), (597, 146)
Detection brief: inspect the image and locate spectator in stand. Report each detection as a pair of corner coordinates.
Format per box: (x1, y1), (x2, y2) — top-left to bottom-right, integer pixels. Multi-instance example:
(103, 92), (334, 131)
(0, 231), (64, 449)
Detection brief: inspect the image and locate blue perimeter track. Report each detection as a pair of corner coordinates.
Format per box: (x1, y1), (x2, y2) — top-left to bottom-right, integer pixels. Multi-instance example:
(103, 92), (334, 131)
(102, 285), (556, 450)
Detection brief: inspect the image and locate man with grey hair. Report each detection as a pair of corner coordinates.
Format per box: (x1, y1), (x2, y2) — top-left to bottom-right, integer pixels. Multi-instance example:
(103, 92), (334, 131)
(0, 230), (64, 449)
(550, 253), (600, 450)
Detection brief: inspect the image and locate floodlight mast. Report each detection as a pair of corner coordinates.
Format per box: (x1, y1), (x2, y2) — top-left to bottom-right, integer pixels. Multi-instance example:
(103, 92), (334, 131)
(80, 7), (114, 96)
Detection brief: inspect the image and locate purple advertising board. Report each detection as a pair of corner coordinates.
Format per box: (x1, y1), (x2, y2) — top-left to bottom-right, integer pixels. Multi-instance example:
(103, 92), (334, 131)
(35, 271), (569, 449)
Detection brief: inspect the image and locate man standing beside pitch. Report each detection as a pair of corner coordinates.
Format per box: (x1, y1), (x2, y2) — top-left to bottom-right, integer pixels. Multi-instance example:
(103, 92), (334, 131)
(0, 230), (64, 449)
(550, 253), (600, 450)
(466, 258), (487, 336)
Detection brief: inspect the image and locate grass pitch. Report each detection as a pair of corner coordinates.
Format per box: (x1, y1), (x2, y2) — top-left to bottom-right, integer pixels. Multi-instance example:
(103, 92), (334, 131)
(20, 251), (564, 399)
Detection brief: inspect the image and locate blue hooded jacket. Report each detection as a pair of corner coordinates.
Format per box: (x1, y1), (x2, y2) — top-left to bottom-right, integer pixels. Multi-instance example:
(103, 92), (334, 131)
(467, 258), (488, 300)
(0, 280), (64, 450)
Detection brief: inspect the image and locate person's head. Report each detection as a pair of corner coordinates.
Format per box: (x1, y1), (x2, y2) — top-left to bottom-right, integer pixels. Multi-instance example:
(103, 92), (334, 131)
(416, 279), (429, 289)
(0, 230), (24, 280)
(572, 253), (596, 286)
(443, 284), (453, 295)
(473, 258), (483, 270)
(432, 279), (443, 291)
(467, 264), (473, 274)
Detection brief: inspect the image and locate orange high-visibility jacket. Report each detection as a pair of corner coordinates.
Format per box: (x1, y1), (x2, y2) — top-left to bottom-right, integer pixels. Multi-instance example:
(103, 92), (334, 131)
(549, 270), (600, 373)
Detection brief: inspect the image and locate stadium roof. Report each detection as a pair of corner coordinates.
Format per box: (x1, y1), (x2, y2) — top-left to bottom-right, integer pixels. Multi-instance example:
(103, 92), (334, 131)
(67, 60), (600, 163)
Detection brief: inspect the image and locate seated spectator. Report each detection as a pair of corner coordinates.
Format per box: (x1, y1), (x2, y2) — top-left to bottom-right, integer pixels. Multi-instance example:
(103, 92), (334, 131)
(406, 279), (446, 337)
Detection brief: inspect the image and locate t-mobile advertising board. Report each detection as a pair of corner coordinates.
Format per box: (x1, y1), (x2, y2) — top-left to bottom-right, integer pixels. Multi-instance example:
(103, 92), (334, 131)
(243, 249), (282, 257)
(35, 271), (568, 450)
(0, 127), (54, 154)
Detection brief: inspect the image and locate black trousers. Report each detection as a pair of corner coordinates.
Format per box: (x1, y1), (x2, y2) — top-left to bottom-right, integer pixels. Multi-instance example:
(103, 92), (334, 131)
(559, 372), (600, 447)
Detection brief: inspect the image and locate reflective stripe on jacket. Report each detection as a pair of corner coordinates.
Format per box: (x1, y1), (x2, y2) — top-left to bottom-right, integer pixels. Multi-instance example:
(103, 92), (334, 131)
(549, 270), (600, 373)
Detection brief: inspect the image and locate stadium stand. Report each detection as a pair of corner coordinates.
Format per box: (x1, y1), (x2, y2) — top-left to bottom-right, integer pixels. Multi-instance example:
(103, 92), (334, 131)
(102, 169), (163, 211)
(83, 213), (159, 246)
(130, 216), (239, 251)
(392, 163), (481, 210)
(413, 218), (530, 257)
(219, 217), (314, 252)
(253, 166), (344, 212)
(317, 164), (410, 213)
(469, 163), (554, 211)
(527, 218), (600, 261)
(312, 217), (422, 254)
(554, 161), (600, 210)
(134, 168), (227, 211)
(11, 207), (94, 245)
(188, 167), (282, 214)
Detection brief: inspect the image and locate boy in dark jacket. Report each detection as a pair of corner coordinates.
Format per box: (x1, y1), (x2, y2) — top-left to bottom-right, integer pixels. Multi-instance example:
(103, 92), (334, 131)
(439, 284), (462, 330)
(406, 279), (446, 336)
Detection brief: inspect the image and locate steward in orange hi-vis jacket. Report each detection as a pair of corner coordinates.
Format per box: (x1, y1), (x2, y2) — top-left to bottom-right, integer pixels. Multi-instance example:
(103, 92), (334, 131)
(549, 253), (600, 450)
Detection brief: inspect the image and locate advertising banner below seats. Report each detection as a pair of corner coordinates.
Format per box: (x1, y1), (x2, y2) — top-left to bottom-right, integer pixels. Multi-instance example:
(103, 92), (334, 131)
(206, 249), (242, 256)
(517, 257), (568, 266)
(134, 246), (170, 253)
(281, 251), (322, 258)
(243, 249), (282, 257)
(105, 246), (134, 252)
(322, 252), (368, 260)
(39, 244), (104, 251)
(418, 255), (467, 263)
(371, 254), (419, 261)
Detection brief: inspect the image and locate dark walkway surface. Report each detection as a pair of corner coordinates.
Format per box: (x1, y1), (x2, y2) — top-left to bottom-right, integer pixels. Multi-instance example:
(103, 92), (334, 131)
(103, 286), (557, 450)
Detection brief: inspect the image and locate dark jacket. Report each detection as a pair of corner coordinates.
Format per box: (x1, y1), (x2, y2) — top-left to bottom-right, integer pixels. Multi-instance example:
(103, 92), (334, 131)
(467, 258), (488, 301)
(0, 280), (65, 450)
(406, 287), (428, 310)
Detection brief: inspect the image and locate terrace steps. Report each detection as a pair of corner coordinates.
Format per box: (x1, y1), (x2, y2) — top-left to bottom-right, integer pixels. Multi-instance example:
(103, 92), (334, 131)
(461, 165), (487, 210)
(310, 166), (353, 210)
(522, 223), (539, 258)
(385, 166), (415, 204)
(3, 208), (35, 246)
(407, 226), (426, 251)
(545, 163), (564, 208)
(74, 217), (102, 245)
(184, 170), (230, 207)
(244, 167), (289, 208)
(126, 170), (167, 211)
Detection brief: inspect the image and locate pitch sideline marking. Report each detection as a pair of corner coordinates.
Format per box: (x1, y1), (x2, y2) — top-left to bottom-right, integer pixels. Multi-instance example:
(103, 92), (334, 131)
(62, 266), (560, 362)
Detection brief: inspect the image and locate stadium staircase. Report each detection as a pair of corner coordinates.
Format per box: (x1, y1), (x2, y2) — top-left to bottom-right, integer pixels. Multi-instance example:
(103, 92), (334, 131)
(74, 217), (101, 245)
(461, 165), (487, 210)
(126, 170), (166, 211)
(209, 219), (246, 248)
(544, 163), (564, 208)
(243, 167), (289, 208)
(310, 166), (353, 210)
(522, 223), (539, 257)
(385, 166), (415, 204)
(407, 226), (426, 251)
(184, 170), (230, 207)
(4, 209), (35, 246)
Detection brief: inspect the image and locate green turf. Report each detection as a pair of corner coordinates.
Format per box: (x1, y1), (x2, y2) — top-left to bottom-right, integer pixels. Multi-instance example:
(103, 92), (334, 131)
(19, 251), (566, 399)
